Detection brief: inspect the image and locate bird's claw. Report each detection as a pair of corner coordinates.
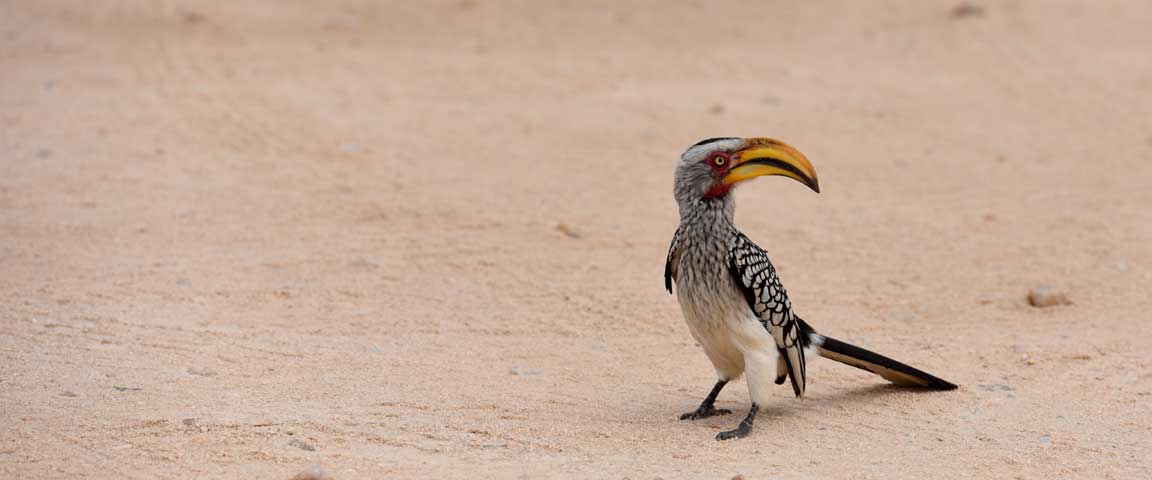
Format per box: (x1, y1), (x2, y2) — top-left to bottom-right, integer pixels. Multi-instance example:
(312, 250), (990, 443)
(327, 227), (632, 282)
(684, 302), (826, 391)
(715, 423), (752, 440)
(679, 406), (732, 420)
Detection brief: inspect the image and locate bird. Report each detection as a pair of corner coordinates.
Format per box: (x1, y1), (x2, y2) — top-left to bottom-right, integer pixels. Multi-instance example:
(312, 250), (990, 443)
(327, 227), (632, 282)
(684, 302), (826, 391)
(665, 137), (957, 440)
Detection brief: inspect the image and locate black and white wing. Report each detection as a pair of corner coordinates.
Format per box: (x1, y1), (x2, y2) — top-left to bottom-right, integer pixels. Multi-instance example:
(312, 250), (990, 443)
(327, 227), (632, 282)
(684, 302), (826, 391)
(727, 232), (810, 398)
(664, 227), (681, 294)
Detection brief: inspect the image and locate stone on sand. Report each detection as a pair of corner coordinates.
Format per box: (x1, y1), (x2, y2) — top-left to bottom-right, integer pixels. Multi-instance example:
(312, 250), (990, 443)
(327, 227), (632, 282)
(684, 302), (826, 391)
(1027, 287), (1071, 307)
(289, 466), (332, 480)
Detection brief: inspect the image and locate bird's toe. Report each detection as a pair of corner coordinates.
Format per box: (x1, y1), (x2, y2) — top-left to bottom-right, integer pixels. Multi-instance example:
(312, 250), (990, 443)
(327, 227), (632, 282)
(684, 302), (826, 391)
(715, 425), (751, 440)
(680, 407), (732, 420)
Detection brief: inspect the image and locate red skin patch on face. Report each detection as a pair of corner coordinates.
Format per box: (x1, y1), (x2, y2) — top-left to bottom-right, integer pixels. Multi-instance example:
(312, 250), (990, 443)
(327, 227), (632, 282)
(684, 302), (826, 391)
(701, 152), (734, 199)
(703, 182), (732, 199)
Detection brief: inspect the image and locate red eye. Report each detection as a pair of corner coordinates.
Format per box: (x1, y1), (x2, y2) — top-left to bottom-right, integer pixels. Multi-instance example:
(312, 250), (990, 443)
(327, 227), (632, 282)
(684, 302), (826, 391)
(712, 155), (727, 167)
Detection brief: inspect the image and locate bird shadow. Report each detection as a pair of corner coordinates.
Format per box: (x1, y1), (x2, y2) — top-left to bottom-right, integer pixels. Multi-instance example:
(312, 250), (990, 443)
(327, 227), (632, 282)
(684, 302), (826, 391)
(666, 382), (960, 427)
(719, 383), (960, 422)
(813, 383), (958, 405)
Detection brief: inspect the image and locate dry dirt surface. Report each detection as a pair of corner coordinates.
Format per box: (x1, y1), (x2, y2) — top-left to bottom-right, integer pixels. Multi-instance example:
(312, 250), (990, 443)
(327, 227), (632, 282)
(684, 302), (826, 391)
(3, 1), (1151, 478)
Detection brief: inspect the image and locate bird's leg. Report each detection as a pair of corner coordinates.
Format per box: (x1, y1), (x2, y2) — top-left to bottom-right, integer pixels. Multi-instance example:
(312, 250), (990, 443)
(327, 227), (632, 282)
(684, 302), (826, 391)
(715, 403), (758, 440)
(680, 380), (732, 420)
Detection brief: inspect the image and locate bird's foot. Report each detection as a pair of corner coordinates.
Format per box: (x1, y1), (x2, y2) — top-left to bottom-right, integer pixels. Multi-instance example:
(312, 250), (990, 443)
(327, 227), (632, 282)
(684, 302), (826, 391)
(715, 423), (752, 440)
(714, 403), (758, 440)
(679, 406), (732, 420)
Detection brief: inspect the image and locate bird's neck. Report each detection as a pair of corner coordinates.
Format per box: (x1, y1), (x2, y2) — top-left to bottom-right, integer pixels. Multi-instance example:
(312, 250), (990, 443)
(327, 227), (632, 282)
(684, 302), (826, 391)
(678, 195), (736, 228)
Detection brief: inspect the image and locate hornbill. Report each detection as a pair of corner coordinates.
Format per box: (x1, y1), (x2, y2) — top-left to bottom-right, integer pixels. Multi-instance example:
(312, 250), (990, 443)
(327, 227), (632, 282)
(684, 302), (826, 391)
(665, 137), (956, 440)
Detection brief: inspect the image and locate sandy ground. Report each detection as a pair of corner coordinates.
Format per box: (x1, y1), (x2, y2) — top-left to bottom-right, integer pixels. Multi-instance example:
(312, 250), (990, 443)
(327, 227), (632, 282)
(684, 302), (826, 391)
(2, 0), (1151, 478)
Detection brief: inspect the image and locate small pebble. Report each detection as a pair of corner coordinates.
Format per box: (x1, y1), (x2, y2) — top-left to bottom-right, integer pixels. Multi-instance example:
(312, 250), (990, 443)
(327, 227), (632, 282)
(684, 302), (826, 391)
(509, 365), (542, 376)
(1105, 261), (1129, 272)
(348, 258), (379, 270)
(1027, 287), (1071, 307)
(288, 438), (316, 451)
(289, 466), (332, 480)
(181, 11), (205, 24)
(555, 223), (582, 238)
(188, 366), (218, 377)
(950, 2), (986, 19)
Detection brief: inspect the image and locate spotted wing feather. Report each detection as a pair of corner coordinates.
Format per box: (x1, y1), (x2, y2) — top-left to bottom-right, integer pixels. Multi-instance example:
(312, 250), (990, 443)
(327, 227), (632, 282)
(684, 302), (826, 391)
(727, 233), (809, 398)
(664, 227), (681, 294)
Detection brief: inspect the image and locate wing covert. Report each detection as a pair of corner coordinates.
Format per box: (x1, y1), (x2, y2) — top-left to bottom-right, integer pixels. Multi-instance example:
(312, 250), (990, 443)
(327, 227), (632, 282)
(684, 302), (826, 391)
(727, 233), (808, 398)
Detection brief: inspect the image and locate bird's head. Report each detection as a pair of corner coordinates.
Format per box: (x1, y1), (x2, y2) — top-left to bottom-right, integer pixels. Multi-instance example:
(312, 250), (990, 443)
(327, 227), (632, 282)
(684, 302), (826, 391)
(674, 137), (819, 208)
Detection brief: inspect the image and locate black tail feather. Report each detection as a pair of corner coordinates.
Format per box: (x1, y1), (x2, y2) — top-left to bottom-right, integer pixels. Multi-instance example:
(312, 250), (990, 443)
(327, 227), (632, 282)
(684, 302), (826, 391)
(816, 335), (957, 390)
(791, 316), (957, 390)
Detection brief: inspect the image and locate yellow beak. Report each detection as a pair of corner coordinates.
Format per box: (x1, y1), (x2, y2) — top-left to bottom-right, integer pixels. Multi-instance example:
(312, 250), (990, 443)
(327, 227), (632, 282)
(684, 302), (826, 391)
(722, 137), (820, 193)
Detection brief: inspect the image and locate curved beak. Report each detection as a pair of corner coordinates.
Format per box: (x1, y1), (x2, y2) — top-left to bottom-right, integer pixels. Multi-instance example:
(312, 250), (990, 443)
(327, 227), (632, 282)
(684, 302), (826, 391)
(722, 137), (820, 193)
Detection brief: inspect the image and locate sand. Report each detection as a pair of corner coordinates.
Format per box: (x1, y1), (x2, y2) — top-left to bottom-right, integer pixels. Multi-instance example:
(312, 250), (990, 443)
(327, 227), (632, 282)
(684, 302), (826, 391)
(2, 1), (1151, 478)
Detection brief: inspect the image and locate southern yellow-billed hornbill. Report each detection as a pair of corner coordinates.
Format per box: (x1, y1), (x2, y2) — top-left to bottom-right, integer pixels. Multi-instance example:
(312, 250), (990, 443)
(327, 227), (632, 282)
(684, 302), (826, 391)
(665, 137), (956, 440)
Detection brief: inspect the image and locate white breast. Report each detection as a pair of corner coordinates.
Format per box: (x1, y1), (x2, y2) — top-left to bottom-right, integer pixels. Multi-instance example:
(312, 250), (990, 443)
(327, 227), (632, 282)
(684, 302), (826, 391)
(675, 254), (778, 381)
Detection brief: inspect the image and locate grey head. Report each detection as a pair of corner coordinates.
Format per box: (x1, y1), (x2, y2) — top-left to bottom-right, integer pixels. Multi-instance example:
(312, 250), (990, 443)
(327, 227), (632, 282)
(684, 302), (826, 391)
(673, 136), (821, 216)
